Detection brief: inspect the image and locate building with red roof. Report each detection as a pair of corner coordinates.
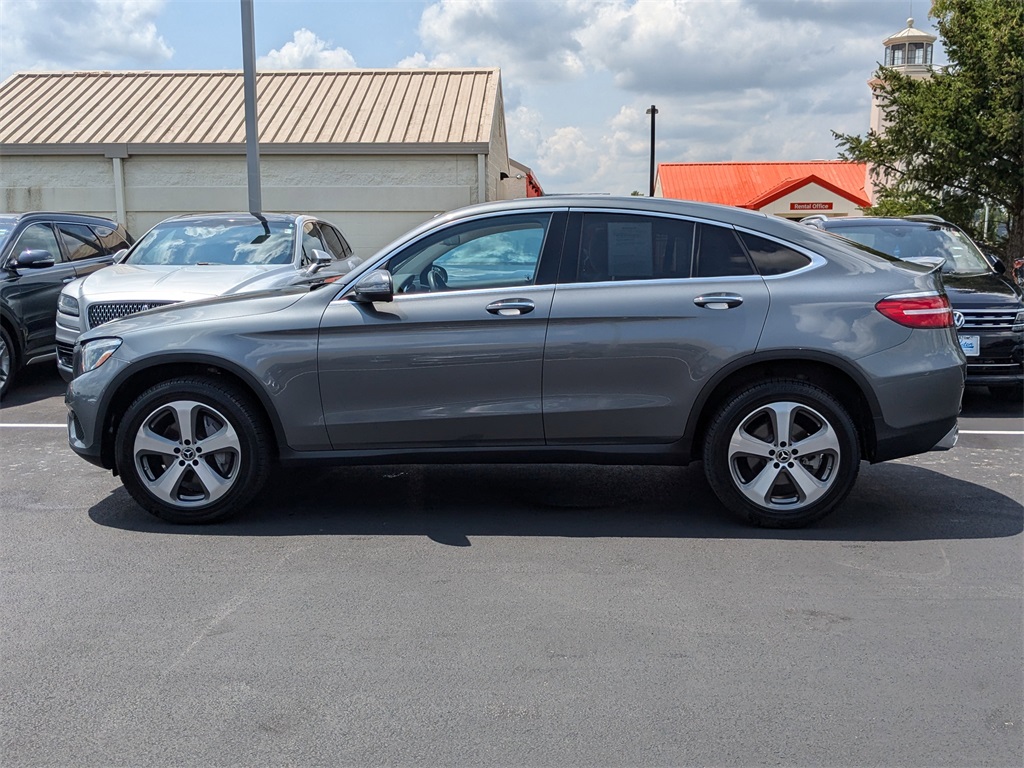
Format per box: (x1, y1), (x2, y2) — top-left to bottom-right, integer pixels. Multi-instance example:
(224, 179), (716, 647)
(655, 161), (871, 220)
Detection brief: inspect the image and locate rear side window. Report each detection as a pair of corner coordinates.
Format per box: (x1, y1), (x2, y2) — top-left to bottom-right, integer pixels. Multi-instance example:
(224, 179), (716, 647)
(740, 232), (811, 275)
(576, 213), (695, 282)
(57, 224), (103, 262)
(695, 224), (755, 277)
(320, 224), (352, 259)
(91, 225), (131, 255)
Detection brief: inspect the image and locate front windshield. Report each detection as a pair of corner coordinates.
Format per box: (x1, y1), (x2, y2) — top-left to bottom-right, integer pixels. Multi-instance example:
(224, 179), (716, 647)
(127, 218), (295, 266)
(826, 223), (991, 275)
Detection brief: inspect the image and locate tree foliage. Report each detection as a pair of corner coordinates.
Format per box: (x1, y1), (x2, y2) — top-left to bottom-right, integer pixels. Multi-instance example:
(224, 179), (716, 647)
(834, 0), (1024, 266)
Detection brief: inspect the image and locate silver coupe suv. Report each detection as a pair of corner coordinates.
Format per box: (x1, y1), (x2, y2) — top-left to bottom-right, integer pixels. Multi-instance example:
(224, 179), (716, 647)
(55, 212), (358, 379)
(65, 197), (965, 528)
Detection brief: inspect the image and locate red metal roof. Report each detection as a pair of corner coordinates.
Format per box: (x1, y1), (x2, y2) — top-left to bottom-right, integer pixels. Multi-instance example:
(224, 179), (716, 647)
(658, 161), (870, 208)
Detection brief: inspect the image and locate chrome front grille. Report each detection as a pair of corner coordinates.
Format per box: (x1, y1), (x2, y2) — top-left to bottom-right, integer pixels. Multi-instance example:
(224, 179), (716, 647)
(955, 308), (1019, 331)
(87, 301), (175, 329)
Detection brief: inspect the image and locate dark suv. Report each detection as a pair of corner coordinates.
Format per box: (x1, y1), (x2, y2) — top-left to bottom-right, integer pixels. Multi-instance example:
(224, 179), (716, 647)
(0, 211), (133, 398)
(802, 215), (1024, 400)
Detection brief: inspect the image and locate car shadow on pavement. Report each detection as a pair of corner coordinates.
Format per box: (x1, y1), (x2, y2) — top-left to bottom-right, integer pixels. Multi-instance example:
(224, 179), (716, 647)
(0, 365), (65, 408)
(88, 461), (1023, 543)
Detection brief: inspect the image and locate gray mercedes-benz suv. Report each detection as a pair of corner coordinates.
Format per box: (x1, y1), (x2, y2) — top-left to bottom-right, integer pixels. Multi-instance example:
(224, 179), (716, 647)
(65, 197), (965, 528)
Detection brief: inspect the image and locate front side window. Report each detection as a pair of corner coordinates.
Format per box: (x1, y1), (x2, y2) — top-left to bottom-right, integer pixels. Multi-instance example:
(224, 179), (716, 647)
(127, 219), (294, 266)
(9, 223), (63, 264)
(302, 222), (328, 265)
(57, 223), (103, 262)
(389, 214), (550, 293)
(576, 213), (695, 282)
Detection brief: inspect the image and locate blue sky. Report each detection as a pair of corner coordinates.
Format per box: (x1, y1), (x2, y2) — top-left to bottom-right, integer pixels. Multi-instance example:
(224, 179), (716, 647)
(0, 0), (943, 194)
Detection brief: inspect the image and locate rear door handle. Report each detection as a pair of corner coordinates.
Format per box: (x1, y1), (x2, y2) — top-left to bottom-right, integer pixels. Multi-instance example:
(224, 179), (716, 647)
(486, 298), (535, 316)
(693, 293), (743, 309)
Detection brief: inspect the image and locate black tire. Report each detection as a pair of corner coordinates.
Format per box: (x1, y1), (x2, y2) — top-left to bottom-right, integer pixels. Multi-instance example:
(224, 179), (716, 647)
(0, 326), (17, 401)
(703, 380), (860, 528)
(115, 377), (271, 524)
(988, 384), (1023, 402)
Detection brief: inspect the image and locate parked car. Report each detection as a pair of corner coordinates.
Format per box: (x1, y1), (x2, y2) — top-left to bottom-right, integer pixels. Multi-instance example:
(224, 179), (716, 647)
(55, 212), (359, 380)
(0, 211), (132, 398)
(65, 197), (964, 528)
(801, 214), (1024, 400)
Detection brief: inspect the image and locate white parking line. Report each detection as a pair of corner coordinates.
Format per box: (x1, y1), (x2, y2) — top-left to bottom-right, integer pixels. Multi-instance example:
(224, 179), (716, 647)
(0, 423), (65, 428)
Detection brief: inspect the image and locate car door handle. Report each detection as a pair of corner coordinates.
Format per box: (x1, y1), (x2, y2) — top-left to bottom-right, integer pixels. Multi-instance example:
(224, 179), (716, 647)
(62, 276), (76, 283)
(486, 298), (535, 316)
(693, 293), (743, 309)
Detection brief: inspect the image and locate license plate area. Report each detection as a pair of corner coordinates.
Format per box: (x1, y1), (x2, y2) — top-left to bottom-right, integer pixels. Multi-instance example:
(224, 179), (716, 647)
(958, 334), (980, 357)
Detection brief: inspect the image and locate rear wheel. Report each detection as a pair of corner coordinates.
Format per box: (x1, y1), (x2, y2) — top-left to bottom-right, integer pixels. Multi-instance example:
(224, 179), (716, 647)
(0, 326), (17, 400)
(703, 380), (860, 528)
(115, 377), (270, 524)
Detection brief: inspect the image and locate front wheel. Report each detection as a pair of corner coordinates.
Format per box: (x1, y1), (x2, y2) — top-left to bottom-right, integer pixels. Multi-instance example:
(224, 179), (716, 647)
(0, 326), (17, 400)
(115, 377), (271, 524)
(703, 381), (860, 528)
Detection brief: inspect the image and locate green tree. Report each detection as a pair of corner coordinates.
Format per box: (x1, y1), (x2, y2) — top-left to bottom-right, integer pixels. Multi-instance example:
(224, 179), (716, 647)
(834, 0), (1024, 267)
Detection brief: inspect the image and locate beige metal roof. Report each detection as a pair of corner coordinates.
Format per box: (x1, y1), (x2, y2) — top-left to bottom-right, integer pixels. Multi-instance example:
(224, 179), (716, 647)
(0, 69), (501, 154)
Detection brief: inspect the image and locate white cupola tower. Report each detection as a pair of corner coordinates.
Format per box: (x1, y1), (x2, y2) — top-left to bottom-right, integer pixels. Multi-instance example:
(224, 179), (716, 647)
(869, 18), (938, 135)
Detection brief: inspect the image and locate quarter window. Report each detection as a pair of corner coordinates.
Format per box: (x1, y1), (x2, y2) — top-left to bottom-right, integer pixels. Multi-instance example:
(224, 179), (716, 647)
(740, 232), (811, 275)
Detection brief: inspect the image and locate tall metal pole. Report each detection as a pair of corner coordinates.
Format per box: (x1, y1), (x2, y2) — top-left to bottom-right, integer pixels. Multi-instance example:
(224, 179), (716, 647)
(646, 105), (658, 197)
(240, 0), (262, 213)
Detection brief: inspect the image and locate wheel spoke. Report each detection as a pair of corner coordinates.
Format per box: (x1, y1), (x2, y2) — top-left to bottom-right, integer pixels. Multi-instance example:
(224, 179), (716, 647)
(791, 423), (840, 457)
(197, 422), (240, 455)
(768, 402), (798, 445)
(788, 461), (832, 505)
(742, 462), (787, 506)
(729, 429), (774, 459)
(191, 460), (234, 503)
(134, 424), (179, 458)
(146, 460), (190, 504)
(169, 402), (197, 445)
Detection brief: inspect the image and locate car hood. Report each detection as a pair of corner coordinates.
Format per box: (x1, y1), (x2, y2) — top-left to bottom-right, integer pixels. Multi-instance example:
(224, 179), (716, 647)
(79, 263), (294, 301)
(942, 270), (1024, 308)
(79, 286), (312, 343)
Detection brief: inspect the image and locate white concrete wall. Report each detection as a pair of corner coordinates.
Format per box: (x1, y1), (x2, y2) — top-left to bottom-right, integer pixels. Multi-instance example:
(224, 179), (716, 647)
(0, 152), (491, 257)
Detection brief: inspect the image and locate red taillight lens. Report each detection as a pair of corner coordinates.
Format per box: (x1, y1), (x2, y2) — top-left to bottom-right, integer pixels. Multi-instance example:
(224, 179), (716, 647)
(875, 293), (953, 328)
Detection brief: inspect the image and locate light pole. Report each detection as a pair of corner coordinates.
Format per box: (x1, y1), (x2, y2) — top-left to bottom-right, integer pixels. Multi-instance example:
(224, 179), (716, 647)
(240, 0), (262, 213)
(646, 105), (658, 197)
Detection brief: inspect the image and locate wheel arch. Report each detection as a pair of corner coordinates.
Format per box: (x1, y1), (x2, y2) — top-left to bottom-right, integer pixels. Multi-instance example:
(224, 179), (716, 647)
(96, 356), (285, 471)
(685, 351), (881, 462)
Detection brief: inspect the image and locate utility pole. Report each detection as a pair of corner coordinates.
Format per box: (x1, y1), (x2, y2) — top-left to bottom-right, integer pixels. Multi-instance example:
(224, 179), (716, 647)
(240, 0), (262, 213)
(646, 105), (658, 197)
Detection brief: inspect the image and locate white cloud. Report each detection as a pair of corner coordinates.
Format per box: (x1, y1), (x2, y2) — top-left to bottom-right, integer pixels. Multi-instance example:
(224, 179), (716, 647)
(257, 29), (356, 69)
(0, 0), (172, 78)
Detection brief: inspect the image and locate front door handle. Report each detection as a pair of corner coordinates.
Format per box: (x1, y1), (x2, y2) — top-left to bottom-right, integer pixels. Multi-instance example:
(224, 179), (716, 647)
(486, 298), (535, 316)
(693, 293), (743, 309)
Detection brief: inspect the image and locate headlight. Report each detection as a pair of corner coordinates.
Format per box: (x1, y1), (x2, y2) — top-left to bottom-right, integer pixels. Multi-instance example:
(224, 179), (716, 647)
(1013, 310), (1024, 333)
(76, 338), (122, 375)
(58, 293), (80, 317)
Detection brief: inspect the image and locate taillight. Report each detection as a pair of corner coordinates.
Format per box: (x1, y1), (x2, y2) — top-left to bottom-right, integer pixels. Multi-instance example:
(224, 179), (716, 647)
(875, 293), (953, 328)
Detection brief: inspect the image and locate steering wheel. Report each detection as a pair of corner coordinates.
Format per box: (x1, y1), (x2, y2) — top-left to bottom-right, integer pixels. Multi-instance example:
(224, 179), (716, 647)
(425, 264), (448, 291)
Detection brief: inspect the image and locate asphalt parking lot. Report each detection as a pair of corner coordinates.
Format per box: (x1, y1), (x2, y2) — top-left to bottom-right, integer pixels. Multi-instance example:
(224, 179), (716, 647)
(2, 364), (1022, 767)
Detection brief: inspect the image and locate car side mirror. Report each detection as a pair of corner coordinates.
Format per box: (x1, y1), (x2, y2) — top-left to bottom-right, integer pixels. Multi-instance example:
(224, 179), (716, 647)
(11, 249), (56, 270)
(305, 248), (334, 275)
(112, 247), (129, 263)
(350, 269), (394, 303)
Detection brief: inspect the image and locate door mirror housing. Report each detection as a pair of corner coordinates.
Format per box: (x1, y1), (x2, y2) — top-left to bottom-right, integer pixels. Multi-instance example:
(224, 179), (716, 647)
(350, 269), (394, 303)
(11, 250), (56, 270)
(305, 249), (334, 275)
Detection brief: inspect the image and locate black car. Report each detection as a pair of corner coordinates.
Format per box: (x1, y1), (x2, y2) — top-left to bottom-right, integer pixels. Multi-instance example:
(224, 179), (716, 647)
(0, 211), (133, 398)
(802, 215), (1024, 400)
